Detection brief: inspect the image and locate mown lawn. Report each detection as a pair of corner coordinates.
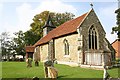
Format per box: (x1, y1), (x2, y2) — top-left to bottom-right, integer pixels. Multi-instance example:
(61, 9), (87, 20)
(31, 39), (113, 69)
(2, 62), (120, 79)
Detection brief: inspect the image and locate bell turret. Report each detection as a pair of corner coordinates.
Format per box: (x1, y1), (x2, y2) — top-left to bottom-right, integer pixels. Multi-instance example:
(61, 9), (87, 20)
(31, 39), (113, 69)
(43, 14), (56, 37)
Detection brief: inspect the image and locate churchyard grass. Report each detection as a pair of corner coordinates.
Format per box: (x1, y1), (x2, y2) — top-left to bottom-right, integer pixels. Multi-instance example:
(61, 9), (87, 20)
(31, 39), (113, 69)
(2, 62), (44, 78)
(2, 62), (119, 79)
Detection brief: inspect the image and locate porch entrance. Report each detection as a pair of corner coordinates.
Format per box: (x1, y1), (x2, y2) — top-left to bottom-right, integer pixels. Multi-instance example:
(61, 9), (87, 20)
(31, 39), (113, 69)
(84, 52), (102, 66)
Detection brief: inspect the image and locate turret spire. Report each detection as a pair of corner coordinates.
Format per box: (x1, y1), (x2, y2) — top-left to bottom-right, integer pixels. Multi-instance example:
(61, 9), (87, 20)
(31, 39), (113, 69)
(42, 13), (56, 37)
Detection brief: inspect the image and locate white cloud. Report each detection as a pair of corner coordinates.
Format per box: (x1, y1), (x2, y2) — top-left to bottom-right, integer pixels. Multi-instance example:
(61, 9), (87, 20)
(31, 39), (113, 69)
(2, 22), (16, 36)
(97, 3), (117, 43)
(16, 3), (33, 32)
(15, 0), (77, 33)
(0, 3), (3, 34)
(35, 0), (77, 13)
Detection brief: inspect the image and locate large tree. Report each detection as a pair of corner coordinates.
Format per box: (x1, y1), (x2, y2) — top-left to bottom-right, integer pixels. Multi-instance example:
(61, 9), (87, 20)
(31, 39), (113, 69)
(112, 8), (120, 39)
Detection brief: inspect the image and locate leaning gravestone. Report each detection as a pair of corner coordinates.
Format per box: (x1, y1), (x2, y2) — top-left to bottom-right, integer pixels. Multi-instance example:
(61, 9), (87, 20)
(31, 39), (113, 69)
(44, 60), (58, 78)
(47, 67), (58, 78)
(44, 60), (53, 78)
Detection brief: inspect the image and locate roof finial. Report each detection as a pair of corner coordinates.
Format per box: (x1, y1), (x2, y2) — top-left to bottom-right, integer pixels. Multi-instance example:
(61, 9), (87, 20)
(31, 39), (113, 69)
(90, 3), (93, 8)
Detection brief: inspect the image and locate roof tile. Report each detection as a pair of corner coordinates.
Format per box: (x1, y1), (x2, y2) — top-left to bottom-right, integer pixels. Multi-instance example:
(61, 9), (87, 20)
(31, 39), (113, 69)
(25, 46), (35, 52)
(34, 12), (88, 46)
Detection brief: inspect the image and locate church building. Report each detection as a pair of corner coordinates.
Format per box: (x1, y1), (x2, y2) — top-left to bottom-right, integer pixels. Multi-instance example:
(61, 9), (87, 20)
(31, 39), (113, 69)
(33, 8), (115, 68)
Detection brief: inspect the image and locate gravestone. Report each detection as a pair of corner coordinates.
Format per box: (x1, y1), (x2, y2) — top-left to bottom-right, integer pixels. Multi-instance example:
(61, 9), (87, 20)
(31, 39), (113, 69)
(103, 65), (110, 80)
(26, 58), (32, 67)
(44, 60), (58, 78)
(47, 67), (58, 78)
(44, 60), (53, 78)
(35, 61), (39, 66)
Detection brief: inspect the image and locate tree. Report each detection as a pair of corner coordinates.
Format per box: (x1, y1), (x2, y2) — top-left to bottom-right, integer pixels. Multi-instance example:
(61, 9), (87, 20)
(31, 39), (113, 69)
(24, 30), (40, 45)
(112, 8), (120, 39)
(51, 12), (75, 27)
(0, 32), (12, 61)
(12, 31), (26, 58)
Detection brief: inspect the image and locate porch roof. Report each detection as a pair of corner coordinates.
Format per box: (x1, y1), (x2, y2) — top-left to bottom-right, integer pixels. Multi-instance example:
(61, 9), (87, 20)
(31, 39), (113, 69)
(25, 46), (35, 53)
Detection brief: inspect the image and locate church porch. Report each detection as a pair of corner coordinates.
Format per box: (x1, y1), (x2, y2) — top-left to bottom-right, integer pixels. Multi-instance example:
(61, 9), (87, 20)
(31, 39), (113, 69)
(79, 50), (112, 69)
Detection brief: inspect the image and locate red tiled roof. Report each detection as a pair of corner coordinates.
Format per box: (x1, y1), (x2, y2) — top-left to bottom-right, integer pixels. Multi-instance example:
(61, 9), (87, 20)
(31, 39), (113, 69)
(34, 12), (88, 46)
(112, 39), (120, 58)
(25, 46), (35, 52)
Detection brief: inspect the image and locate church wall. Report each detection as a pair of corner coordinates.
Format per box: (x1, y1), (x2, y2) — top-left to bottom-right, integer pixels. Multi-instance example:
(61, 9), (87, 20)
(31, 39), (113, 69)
(78, 10), (112, 66)
(54, 33), (78, 65)
(80, 10), (106, 52)
(39, 44), (48, 62)
(34, 46), (40, 61)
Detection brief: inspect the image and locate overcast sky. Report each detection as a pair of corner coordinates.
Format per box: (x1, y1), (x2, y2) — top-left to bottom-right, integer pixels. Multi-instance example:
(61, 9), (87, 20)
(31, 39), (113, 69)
(0, 0), (118, 43)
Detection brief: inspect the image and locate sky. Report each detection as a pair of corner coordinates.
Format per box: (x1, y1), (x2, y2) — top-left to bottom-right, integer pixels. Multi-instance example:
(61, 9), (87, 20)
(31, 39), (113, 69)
(0, 0), (119, 43)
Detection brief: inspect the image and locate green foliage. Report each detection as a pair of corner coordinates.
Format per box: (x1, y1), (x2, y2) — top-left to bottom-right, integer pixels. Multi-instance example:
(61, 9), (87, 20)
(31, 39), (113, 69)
(0, 32), (9, 56)
(12, 31), (26, 57)
(24, 30), (40, 45)
(115, 8), (120, 25)
(116, 58), (120, 64)
(0, 32), (13, 60)
(112, 8), (120, 38)
(50, 12), (75, 27)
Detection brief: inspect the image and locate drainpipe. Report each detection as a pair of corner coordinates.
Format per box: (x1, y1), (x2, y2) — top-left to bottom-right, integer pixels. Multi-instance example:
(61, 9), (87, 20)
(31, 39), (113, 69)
(77, 28), (83, 66)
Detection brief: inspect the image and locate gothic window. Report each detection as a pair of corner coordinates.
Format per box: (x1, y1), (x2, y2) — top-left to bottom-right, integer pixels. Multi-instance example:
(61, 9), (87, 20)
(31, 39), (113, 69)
(89, 25), (98, 50)
(63, 39), (69, 55)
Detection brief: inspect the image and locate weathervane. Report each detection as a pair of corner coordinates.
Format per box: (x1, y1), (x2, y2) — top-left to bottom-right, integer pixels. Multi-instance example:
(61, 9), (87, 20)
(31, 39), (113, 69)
(90, 3), (93, 8)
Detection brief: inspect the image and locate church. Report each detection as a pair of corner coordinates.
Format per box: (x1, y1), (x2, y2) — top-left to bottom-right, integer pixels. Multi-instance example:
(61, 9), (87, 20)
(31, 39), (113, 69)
(33, 8), (115, 69)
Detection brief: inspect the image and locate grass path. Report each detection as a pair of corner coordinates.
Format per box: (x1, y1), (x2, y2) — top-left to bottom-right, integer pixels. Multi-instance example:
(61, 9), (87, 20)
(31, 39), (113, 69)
(2, 62), (119, 78)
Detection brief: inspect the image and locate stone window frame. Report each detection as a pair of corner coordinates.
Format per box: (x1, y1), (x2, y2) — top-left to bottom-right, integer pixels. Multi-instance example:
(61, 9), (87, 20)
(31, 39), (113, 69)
(63, 39), (70, 56)
(88, 25), (98, 50)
